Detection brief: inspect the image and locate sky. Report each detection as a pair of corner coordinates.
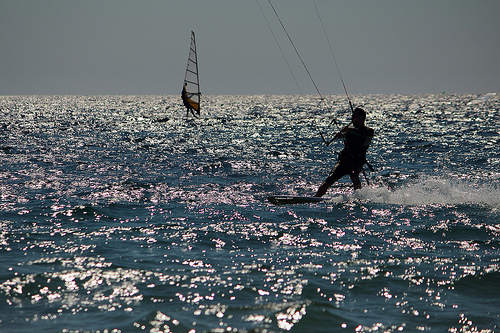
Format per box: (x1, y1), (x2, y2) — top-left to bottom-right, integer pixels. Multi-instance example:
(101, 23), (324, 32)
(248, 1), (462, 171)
(1, 0), (499, 95)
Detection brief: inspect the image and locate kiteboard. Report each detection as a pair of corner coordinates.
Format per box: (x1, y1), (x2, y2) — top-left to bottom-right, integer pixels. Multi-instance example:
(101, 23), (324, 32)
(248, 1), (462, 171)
(267, 195), (325, 205)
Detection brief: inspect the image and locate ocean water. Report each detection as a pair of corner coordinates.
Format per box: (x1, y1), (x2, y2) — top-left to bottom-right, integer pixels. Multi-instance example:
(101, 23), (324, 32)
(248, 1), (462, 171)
(0, 94), (499, 333)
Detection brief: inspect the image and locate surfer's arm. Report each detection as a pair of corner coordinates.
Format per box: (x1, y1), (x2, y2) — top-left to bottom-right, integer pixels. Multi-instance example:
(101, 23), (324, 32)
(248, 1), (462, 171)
(332, 125), (349, 140)
(320, 125), (349, 146)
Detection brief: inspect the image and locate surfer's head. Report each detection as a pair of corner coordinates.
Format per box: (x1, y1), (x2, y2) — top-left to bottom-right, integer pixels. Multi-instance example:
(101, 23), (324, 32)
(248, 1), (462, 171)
(353, 107), (366, 120)
(352, 107), (366, 126)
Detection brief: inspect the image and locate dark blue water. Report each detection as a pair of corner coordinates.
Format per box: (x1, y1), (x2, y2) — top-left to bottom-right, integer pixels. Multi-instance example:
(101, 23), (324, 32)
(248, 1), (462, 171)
(1, 94), (499, 332)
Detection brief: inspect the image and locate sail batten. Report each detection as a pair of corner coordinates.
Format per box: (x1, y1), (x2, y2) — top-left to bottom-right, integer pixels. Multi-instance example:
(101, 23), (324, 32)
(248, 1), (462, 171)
(181, 31), (201, 116)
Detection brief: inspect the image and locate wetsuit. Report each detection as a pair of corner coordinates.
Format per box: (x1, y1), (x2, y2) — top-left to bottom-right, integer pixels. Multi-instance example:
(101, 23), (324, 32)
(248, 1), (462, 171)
(322, 125), (374, 190)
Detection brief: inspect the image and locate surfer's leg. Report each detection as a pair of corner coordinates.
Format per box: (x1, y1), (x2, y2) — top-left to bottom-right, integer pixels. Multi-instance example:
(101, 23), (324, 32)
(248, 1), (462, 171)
(314, 162), (346, 197)
(314, 181), (332, 197)
(349, 163), (364, 190)
(350, 173), (362, 190)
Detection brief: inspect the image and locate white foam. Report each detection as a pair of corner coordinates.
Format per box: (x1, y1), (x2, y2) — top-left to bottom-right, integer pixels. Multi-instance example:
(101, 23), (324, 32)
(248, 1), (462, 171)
(337, 176), (500, 208)
(467, 92), (497, 105)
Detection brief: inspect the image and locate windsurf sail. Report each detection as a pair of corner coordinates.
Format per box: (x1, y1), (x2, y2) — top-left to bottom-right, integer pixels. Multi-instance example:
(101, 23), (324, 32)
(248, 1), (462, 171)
(182, 31), (201, 116)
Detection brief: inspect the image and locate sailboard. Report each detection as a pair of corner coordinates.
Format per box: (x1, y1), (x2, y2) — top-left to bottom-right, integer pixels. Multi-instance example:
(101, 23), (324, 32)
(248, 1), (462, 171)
(182, 31), (201, 117)
(267, 195), (325, 205)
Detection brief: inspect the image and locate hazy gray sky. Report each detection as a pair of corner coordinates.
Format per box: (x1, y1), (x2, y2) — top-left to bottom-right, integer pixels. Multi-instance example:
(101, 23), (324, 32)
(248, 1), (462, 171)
(1, 0), (499, 95)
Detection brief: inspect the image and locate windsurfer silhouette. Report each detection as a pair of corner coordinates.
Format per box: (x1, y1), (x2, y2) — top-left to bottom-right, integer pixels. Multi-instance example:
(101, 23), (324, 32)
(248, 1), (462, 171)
(181, 83), (198, 117)
(315, 107), (374, 196)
